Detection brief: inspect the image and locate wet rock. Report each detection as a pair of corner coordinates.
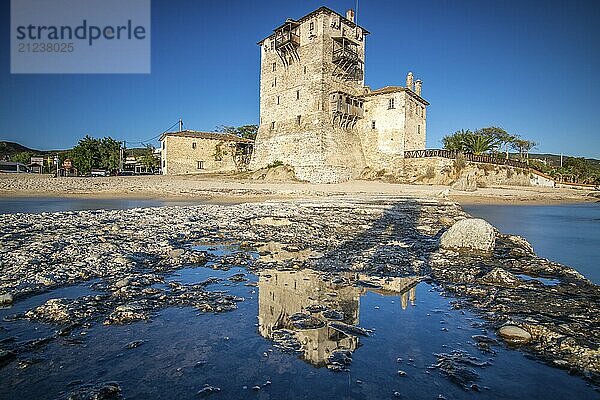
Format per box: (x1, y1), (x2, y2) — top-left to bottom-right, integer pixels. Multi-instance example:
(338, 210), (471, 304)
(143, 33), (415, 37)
(228, 273), (247, 282)
(432, 351), (489, 390)
(498, 325), (532, 344)
(0, 292), (14, 305)
(60, 381), (123, 400)
(271, 329), (302, 354)
(321, 309), (344, 321)
(0, 349), (16, 367)
(329, 321), (372, 337)
(440, 219), (495, 252)
(197, 385), (221, 396)
(291, 315), (325, 330)
(327, 349), (352, 371)
(125, 340), (145, 349)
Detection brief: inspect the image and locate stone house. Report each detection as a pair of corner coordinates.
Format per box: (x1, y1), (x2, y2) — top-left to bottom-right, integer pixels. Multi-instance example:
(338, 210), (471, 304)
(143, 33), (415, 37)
(250, 6), (429, 183)
(159, 131), (253, 175)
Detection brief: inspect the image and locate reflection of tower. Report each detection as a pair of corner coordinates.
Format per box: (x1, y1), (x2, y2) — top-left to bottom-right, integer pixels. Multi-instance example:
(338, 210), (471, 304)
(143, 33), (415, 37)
(257, 269), (420, 367)
(258, 269), (360, 366)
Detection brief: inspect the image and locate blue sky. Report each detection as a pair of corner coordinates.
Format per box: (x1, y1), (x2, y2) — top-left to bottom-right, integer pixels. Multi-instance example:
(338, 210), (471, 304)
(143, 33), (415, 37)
(1, 0), (599, 158)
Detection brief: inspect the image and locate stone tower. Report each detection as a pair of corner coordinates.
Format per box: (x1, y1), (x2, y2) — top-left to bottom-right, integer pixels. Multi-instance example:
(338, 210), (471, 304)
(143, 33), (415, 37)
(250, 6), (429, 183)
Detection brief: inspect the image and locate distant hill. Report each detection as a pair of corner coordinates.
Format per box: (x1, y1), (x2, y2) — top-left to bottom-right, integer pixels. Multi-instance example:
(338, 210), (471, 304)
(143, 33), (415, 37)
(519, 153), (600, 168)
(0, 141), (45, 158)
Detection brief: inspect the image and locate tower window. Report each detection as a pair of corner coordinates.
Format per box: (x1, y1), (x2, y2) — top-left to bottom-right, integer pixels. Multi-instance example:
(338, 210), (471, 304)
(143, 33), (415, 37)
(418, 125), (421, 135)
(270, 121), (275, 130)
(277, 96), (280, 105)
(197, 161), (204, 170)
(296, 115), (301, 125)
(309, 21), (314, 31)
(388, 98), (395, 109)
(192, 142), (197, 149)
(296, 90), (300, 100)
(304, 66), (307, 74)
(272, 62), (276, 72)
(273, 77), (277, 87)
(371, 120), (376, 129)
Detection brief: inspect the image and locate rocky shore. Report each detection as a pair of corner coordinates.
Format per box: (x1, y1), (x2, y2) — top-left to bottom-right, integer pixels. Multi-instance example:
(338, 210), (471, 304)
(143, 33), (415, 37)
(0, 196), (599, 392)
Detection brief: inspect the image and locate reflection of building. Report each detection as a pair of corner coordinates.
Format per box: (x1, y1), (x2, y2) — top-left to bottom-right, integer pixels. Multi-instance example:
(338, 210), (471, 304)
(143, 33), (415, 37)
(258, 269), (418, 367)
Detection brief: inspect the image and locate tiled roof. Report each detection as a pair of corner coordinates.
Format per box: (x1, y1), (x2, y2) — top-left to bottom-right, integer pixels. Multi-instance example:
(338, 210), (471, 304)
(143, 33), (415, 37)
(363, 86), (430, 105)
(160, 130), (253, 143)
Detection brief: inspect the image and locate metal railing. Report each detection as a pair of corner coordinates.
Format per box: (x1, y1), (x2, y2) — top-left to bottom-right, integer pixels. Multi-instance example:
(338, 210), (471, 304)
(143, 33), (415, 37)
(404, 149), (530, 169)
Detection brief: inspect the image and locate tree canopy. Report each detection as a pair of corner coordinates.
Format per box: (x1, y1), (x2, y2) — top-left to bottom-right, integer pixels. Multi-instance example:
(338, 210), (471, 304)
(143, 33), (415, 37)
(442, 126), (535, 158)
(217, 125), (258, 141)
(70, 135), (121, 175)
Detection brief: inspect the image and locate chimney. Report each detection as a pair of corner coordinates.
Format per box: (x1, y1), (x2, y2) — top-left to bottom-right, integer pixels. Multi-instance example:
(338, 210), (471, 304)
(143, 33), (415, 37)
(346, 9), (355, 23)
(415, 79), (422, 96)
(406, 72), (414, 91)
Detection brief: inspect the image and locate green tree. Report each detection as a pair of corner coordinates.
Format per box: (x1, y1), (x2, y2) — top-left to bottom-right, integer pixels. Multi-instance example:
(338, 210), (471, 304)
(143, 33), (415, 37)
(70, 135), (99, 175)
(217, 124), (258, 140)
(442, 129), (472, 152)
(70, 135), (121, 175)
(11, 151), (32, 165)
(478, 127), (515, 159)
(138, 145), (158, 170)
(511, 138), (536, 162)
(98, 137), (121, 172)
(464, 132), (500, 155)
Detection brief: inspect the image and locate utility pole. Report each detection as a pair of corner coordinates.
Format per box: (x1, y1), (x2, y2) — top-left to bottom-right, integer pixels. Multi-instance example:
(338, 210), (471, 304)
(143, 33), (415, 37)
(119, 141), (126, 172)
(179, 118), (183, 132)
(560, 153), (563, 168)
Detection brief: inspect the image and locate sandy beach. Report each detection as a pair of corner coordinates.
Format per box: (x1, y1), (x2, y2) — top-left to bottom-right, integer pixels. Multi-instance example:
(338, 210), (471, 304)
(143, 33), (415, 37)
(0, 173), (597, 205)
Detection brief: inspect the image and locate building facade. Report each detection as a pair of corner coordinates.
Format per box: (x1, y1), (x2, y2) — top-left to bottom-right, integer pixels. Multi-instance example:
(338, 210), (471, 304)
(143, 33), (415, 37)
(250, 6), (429, 183)
(160, 131), (253, 175)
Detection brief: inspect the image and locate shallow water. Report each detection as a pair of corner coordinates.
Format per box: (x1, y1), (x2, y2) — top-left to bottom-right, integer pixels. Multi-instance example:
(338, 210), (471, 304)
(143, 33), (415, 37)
(464, 203), (600, 284)
(1, 266), (597, 399)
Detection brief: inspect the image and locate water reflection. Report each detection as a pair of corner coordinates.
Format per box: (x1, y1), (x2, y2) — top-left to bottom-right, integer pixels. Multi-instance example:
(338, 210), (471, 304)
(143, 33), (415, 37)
(258, 269), (418, 368)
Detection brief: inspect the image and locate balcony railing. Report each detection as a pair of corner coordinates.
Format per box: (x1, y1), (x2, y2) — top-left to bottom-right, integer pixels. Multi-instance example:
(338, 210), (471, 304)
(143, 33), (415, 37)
(333, 47), (360, 64)
(274, 31), (300, 49)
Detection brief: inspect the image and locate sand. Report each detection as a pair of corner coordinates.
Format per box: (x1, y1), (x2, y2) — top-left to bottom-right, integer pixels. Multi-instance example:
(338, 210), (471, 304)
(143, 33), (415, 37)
(0, 173), (597, 205)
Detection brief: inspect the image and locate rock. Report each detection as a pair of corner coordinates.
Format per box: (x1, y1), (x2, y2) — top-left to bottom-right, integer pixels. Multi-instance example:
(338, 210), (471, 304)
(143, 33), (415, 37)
(0, 350), (17, 367)
(440, 219), (495, 252)
(506, 235), (534, 254)
(0, 293), (14, 305)
(452, 171), (478, 192)
(498, 325), (532, 344)
(197, 385), (221, 396)
(251, 217), (292, 227)
(169, 249), (185, 259)
(114, 278), (130, 289)
(479, 268), (521, 287)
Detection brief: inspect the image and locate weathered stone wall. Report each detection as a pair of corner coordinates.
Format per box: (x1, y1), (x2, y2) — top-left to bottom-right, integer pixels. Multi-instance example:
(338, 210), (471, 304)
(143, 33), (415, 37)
(362, 157), (531, 188)
(403, 92), (427, 151)
(163, 136), (238, 175)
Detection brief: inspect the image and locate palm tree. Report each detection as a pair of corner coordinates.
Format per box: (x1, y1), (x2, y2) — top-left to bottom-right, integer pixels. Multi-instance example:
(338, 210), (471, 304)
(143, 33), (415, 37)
(463, 133), (500, 155)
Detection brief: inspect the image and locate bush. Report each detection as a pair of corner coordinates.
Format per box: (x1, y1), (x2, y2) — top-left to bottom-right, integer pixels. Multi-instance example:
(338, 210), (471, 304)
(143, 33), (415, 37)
(266, 160), (284, 169)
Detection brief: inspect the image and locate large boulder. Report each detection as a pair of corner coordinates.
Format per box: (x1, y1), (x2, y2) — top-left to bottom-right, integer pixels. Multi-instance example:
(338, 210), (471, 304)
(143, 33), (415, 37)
(440, 218), (496, 252)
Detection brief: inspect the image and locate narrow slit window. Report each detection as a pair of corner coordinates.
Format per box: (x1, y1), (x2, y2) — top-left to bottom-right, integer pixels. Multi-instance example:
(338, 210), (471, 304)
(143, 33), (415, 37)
(277, 96), (280, 105)
(272, 62), (276, 72)
(197, 161), (204, 170)
(270, 121), (275, 130)
(192, 142), (197, 149)
(296, 115), (301, 125)
(371, 120), (376, 129)
(296, 90), (300, 100)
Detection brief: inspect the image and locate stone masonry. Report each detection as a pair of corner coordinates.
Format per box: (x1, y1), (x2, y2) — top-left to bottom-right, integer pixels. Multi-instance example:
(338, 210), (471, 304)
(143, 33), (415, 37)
(160, 131), (252, 175)
(250, 6), (429, 183)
